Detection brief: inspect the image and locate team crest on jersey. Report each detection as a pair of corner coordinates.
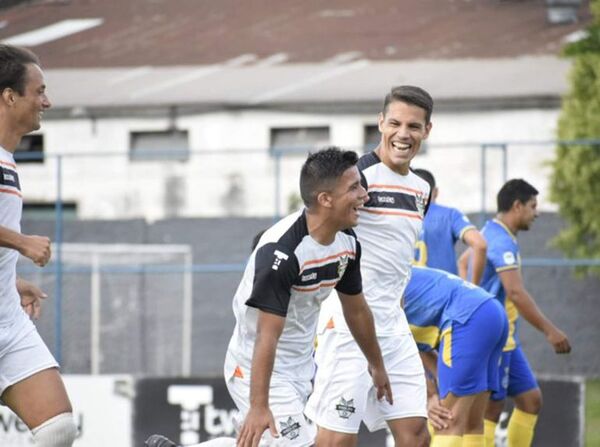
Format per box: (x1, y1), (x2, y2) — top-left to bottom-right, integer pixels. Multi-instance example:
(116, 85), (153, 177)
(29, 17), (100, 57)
(279, 417), (301, 440)
(337, 254), (349, 278)
(415, 191), (427, 216)
(335, 397), (356, 419)
(503, 251), (516, 265)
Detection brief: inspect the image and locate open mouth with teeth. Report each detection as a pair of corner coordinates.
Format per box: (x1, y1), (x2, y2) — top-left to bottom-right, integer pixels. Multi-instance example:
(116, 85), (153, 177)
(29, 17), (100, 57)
(392, 141), (412, 151)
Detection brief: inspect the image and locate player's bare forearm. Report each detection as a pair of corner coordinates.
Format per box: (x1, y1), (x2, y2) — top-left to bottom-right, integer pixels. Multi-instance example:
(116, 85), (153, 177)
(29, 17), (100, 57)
(249, 310), (285, 408)
(339, 293), (384, 368)
(419, 351), (438, 397)
(420, 350), (452, 429)
(500, 269), (571, 353)
(0, 225), (51, 266)
(0, 225), (24, 251)
(463, 230), (487, 285)
(457, 248), (471, 280)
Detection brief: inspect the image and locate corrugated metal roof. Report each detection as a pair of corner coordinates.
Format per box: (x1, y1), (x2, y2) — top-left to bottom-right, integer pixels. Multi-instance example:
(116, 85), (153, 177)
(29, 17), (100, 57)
(42, 55), (570, 110)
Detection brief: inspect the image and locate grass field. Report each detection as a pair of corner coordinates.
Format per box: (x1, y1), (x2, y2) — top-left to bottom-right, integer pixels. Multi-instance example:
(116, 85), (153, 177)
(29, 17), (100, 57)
(587, 380), (600, 447)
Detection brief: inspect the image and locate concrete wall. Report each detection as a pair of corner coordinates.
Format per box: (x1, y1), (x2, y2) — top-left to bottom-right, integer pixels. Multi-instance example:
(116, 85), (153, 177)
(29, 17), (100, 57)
(19, 107), (561, 219)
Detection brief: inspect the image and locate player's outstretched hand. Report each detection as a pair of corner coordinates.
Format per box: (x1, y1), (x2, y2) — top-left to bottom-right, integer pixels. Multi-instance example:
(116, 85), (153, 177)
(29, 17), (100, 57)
(369, 364), (393, 404)
(237, 406), (278, 447)
(427, 394), (452, 430)
(17, 277), (47, 320)
(19, 235), (51, 267)
(546, 327), (571, 354)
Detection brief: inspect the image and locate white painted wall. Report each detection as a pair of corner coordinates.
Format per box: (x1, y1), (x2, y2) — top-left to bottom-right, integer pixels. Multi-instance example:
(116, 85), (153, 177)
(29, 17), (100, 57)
(17, 108), (560, 219)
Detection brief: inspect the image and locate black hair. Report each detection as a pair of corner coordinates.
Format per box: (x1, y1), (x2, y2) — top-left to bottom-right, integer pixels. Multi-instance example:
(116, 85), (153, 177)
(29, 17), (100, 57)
(0, 44), (40, 96)
(382, 85), (434, 123)
(497, 179), (538, 212)
(300, 146), (359, 207)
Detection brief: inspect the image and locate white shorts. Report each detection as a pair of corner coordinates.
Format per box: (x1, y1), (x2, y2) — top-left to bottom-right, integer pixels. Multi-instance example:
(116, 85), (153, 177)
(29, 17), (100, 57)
(305, 329), (427, 433)
(224, 356), (316, 446)
(0, 311), (58, 396)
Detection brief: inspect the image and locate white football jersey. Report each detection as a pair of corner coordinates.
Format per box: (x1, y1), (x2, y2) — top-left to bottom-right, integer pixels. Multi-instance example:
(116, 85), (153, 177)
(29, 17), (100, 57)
(320, 151), (430, 336)
(0, 147), (24, 325)
(225, 209), (363, 384)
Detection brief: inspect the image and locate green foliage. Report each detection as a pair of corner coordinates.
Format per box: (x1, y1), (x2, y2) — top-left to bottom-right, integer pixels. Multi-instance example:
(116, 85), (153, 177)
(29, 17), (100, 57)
(587, 380), (600, 447)
(549, 1), (600, 275)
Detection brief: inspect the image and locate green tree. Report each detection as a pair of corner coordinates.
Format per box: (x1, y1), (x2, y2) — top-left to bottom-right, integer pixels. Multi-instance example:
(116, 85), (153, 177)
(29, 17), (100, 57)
(549, 0), (600, 275)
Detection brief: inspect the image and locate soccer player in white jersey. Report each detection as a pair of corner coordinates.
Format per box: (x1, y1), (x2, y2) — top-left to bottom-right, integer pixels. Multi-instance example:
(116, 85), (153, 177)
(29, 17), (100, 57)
(305, 86), (432, 447)
(0, 45), (77, 446)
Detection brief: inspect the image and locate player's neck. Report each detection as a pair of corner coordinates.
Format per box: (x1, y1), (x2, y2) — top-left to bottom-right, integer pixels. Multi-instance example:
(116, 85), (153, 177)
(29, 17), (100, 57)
(496, 213), (519, 236)
(305, 210), (336, 246)
(0, 123), (21, 153)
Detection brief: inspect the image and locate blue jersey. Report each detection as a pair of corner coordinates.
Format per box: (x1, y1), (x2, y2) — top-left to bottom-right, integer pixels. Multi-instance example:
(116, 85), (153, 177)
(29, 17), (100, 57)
(479, 219), (521, 351)
(414, 203), (475, 274)
(404, 266), (492, 352)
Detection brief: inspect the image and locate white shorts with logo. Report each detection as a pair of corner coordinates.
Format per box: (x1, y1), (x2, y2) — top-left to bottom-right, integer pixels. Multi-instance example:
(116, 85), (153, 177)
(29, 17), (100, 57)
(224, 352), (316, 446)
(0, 310), (58, 396)
(305, 329), (427, 434)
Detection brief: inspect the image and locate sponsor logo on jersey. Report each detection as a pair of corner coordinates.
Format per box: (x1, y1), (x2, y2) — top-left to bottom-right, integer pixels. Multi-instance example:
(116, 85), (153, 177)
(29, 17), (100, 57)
(301, 272), (317, 282)
(279, 417), (301, 440)
(377, 195), (395, 204)
(272, 250), (289, 271)
(503, 251), (516, 265)
(0, 166), (20, 191)
(337, 254), (349, 278)
(335, 397), (356, 419)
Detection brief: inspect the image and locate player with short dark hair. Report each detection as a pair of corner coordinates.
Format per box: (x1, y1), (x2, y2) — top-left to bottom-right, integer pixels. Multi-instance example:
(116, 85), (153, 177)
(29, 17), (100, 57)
(227, 146), (391, 447)
(306, 86), (432, 447)
(458, 178), (571, 447)
(0, 44), (77, 447)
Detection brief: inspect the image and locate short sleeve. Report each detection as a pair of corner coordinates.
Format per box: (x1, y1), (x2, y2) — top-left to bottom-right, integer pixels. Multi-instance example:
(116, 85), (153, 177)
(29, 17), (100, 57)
(245, 243), (299, 317)
(335, 239), (362, 296)
(450, 208), (475, 241)
(488, 238), (520, 273)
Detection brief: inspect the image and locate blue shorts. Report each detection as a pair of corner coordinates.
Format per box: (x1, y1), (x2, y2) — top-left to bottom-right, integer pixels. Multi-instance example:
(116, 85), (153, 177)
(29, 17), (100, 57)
(438, 299), (508, 398)
(491, 345), (539, 401)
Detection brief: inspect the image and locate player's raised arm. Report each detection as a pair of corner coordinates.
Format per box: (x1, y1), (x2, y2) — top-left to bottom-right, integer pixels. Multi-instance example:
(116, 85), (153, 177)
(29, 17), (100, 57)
(238, 310), (285, 447)
(338, 291), (393, 404)
(499, 269), (571, 354)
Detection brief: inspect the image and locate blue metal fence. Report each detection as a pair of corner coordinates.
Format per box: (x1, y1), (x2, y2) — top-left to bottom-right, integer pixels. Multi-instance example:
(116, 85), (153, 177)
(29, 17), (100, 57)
(14, 139), (600, 364)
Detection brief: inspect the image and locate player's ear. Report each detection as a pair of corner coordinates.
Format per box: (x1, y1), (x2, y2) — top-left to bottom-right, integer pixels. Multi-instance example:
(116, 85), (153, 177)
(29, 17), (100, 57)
(423, 121), (432, 139)
(1, 87), (17, 106)
(511, 199), (523, 213)
(316, 191), (333, 209)
(377, 112), (385, 132)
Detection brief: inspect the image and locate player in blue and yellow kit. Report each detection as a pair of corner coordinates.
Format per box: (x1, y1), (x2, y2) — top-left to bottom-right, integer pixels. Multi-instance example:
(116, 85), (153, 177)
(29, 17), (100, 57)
(413, 169), (488, 284)
(459, 179), (571, 447)
(404, 266), (508, 447)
